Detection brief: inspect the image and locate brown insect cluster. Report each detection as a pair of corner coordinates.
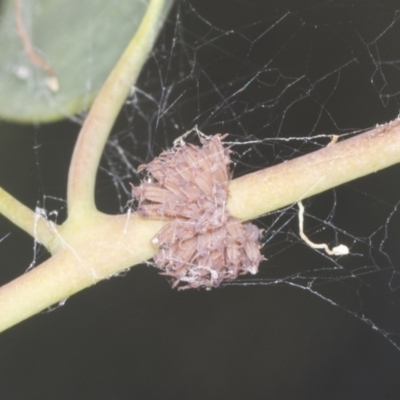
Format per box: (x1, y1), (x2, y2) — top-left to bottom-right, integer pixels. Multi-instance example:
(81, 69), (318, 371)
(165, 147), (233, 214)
(132, 134), (263, 289)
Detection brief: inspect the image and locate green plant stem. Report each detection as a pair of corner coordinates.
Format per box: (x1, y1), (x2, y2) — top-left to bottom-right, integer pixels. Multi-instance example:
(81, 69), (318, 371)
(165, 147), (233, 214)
(1, 0), (400, 333)
(0, 212), (165, 332)
(0, 186), (57, 250)
(1, 118), (400, 333)
(67, 0), (167, 219)
(228, 119), (400, 221)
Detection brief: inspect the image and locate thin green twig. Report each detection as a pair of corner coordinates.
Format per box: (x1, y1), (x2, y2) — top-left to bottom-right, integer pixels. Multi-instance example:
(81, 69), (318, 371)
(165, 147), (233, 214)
(0, 186), (57, 250)
(67, 0), (168, 219)
(228, 119), (400, 221)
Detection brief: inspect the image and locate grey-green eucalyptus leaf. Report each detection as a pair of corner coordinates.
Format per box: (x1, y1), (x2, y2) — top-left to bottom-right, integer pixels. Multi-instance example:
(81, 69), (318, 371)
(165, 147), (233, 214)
(0, 0), (173, 123)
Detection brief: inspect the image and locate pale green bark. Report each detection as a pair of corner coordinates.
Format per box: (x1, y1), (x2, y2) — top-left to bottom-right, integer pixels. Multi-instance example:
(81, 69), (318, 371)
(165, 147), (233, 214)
(228, 120), (400, 221)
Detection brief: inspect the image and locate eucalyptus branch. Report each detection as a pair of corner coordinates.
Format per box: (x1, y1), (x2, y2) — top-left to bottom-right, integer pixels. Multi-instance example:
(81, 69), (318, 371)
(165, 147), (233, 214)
(67, 0), (167, 219)
(1, 0), (400, 334)
(0, 186), (57, 250)
(1, 118), (400, 333)
(228, 119), (400, 221)
(0, 213), (165, 332)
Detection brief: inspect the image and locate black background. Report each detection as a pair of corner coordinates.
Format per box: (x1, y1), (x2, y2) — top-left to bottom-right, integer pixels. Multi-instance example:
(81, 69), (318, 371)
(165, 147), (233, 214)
(1, 1), (400, 399)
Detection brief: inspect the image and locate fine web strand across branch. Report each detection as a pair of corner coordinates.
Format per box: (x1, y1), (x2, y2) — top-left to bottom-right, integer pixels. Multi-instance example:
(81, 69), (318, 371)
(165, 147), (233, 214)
(228, 119), (400, 222)
(66, 0), (168, 220)
(0, 186), (57, 250)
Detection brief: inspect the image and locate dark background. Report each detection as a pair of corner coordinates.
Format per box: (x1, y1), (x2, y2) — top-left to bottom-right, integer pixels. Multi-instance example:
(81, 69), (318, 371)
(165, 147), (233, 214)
(1, 1), (400, 399)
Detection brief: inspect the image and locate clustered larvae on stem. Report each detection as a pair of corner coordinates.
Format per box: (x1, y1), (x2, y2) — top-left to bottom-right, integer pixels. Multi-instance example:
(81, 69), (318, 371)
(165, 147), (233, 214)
(132, 134), (263, 289)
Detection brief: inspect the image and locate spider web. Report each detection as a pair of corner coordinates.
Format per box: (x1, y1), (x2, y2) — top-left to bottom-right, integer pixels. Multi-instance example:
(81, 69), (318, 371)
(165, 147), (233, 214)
(1, 0), (400, 371)
(101, 0), (400, 352)
(92, 0), (400, 344)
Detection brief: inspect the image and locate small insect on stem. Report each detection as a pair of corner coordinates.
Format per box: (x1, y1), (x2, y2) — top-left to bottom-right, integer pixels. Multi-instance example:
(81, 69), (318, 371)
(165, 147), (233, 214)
(131, 133), (264, 289)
